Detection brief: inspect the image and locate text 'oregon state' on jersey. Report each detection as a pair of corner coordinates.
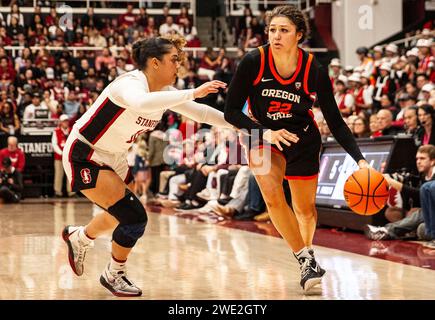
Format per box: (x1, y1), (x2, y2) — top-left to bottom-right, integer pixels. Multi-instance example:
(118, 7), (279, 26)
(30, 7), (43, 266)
(244, 44), (317, 132)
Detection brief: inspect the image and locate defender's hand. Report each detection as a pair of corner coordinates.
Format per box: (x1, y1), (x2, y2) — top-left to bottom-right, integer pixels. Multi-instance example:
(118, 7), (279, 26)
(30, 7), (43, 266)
(193, 80), (227, 99)
(262, 129), (299, 151)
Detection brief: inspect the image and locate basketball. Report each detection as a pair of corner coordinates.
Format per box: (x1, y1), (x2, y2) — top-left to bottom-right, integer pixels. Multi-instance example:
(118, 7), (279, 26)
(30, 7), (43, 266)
(343, 168), (389, 215)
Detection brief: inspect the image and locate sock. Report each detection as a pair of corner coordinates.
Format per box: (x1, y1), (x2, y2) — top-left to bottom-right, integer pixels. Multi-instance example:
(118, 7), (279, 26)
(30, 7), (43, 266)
(79, 227), (94, 244)
(110, 255), (127, 272)
(294, 247), (311, 263)
(192, 200), (199, 206)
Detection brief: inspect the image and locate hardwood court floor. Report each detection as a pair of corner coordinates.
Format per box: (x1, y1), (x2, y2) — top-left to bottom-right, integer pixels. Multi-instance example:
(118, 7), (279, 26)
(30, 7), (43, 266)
(0, 199), (434, 300)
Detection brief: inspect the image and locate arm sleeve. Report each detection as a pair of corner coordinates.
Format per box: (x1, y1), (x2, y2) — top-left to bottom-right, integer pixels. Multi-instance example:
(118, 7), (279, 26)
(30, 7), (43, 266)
(224, 53), (268, 133)
(311, 65), (365, 163)
(171, 100), (233, 129)
(51, 132), (63, 156)
(109, 76), (195, 112)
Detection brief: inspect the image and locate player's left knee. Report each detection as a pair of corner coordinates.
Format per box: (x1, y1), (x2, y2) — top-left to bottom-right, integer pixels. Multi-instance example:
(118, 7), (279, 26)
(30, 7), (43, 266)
(294, 202), (316, 215)
(113, 222), (146, 248)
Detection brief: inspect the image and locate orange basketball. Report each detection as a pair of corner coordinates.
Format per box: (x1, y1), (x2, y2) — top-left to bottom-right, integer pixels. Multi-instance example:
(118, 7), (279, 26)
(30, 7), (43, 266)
(343, 168), (389, 215)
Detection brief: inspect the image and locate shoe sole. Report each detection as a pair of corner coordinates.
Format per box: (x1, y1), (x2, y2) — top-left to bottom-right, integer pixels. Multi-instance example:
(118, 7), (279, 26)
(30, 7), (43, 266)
(62, 226), (82, 276)
(99, 275), (142, 297)
(303, 276), (322, 292)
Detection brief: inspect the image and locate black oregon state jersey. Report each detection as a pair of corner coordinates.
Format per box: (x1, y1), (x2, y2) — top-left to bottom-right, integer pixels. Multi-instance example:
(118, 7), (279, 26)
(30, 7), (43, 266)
(244, 44), (317, 131)
(225, 44), (365, 164)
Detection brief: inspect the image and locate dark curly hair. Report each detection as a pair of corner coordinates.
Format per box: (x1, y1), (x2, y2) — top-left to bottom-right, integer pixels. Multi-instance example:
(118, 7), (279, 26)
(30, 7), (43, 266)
(266, 5), (310, 44)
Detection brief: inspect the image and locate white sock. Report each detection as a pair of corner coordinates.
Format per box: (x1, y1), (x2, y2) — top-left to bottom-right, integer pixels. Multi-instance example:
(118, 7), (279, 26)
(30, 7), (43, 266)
(109, 256), (127, 272)
(78, 227), (93, 244)
(294, 247), (311, 261)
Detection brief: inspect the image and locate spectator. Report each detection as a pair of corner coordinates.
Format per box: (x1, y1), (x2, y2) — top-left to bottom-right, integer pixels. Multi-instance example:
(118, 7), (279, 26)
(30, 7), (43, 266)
(89, 28), (107, 48)
(176, 5), (190, 26)
(94, 48), (116, 72)
(353, 116), (371, 138)
(420, 82), (433, 103)
(416, 39), (434, 81)
(144, 16), (158, 37)
(197, 47), (221, 81)
(0, 136), (25, 172)
(6, 4), (24, 27)
(417, 104), (435, 145)
(159, 16), (181, 36)
(118, 3), (136, 29)
(365, 144), (435, 240)
(0, 56), (16, 85)
(328, 58), (342, 86)
(373, 63), (397, 112)
(380, 94), (399, 117)
(0, 101), (20, 136)
(23, 91), (49, 120)
(403, 106), (419, 136)
(369, 113), (381, 137)
(147, 123), (169, 195)
(136, 6), (149, 29)
(41, 89), (60, 118)
(395, 93), (416, 125)
(416, 74), (431, 100)
(420, 180), (435, 249)
(52, 114), (74, 197)
(81, 7), (103, 30)
(44, 6), (58, 27)
(0, 156), (23, 203)
(181, 19), (199, 47)
(376, 109), (402, 136)
(334, 76), (354, 117)
(356, 46), (374, 75)
(62, 91), (80, 118)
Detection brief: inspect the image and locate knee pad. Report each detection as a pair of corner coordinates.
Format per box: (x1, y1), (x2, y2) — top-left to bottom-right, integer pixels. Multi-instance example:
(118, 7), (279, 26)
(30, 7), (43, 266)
(113, 222), (146, 248)
(108, 190), (148, 248)
(108, 189), (148, 225)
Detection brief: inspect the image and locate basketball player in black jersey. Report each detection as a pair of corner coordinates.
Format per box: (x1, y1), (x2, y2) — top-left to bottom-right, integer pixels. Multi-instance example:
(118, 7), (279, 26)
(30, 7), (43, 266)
(224, 5), (370, 292)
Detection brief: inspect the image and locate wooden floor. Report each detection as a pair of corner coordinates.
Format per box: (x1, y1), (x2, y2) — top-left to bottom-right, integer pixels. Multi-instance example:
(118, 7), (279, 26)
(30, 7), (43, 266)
(0, 199), (434, 300)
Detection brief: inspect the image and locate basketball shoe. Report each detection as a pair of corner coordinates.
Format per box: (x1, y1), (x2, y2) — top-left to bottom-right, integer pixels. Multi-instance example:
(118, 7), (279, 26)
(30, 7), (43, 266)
(296, 250), (326, 292)
(100, 263), (142, 297)
(363, 224), (391, 240)
(62, 225), (94, 276)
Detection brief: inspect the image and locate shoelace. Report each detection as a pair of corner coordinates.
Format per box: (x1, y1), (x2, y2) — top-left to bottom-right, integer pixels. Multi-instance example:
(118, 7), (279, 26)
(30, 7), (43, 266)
(110, 270), (135, 290)
(76, 241), (92, 265)
(300, 258), (316, 278)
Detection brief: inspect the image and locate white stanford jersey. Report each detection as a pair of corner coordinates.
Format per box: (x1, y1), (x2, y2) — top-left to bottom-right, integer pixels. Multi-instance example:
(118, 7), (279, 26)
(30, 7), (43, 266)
(74, 69), (196, 153)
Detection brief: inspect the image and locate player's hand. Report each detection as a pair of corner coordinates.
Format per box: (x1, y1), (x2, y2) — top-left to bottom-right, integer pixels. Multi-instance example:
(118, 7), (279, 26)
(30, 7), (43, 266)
(358, 159), (370, 169)
(382, 173), (394, 186)
(193, 80), (227, 99)
(262, 129), (299, 151)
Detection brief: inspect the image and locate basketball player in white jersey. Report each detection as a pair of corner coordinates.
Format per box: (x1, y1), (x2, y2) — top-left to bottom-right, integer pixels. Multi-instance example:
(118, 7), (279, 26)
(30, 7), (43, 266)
(61, 35), (232, 297)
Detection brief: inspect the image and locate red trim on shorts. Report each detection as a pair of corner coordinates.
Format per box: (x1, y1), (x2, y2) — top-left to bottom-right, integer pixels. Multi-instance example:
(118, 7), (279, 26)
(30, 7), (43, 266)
(85, 148), (102, 167)
(253, 46), (265, 86)
(269, 47), (303, 85)
(79, 97), (109, 135)
(68, 139), (78, 189)
(91, 108), (125, 144)
(303, 53), (314, 96)
(124, 167), (133, 185)
(308, 109), (319, 129)
(254, 144), (286, 161)
(284, 174), (318, 181)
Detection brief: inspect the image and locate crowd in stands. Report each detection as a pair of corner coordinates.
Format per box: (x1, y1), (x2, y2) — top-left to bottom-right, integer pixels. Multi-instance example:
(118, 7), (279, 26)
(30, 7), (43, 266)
(0, 3), (434, 248)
